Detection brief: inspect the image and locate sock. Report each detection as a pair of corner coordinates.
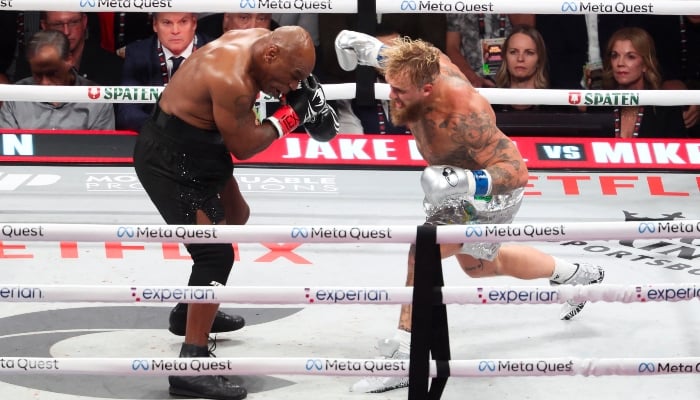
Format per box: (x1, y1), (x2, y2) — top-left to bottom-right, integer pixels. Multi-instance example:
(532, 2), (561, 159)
(394, 329), (411, 355)
(550, 257), (578, 283)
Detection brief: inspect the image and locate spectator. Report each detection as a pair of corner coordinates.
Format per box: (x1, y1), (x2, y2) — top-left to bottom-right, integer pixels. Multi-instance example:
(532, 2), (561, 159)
(273, 13), (319, 48)
(14, 12), (123, 86)
(198, 13), (279, 39)
(602, 27), (686, 138)
(0, 30), (115, 129)
(0, 12), (19, 83)
(93, 12), (153, 58)
(116, 13), (211, 132)
(223, 13), (275, 32)
(446, 14), (534, 88)
(1, 11), (42, 82)
(656, 15), (700, 137)
(494, 25), (549, 111)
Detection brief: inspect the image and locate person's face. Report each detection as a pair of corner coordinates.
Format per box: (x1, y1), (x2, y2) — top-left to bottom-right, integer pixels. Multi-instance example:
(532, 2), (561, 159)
(153, 13), (197, 55)
(262, 60), (312, 99)
(41, 12), (87, 53)
(610, 39), (646, 89)
(505, 33), (538, 83)
(29, 45), (73, 86)
(223, 13), (272, 31)
(385, 71), (430, 126)
(258, 39), (315, 98)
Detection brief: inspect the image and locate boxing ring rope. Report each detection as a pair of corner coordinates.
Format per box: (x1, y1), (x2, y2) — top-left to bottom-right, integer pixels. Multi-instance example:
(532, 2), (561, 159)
(1, 220), (698, 243)
(8, 0), (700, 14)
(0, 283), (698, 304)
(2, 84), (700, 106)
(3, 1), (700, 396)
(1, 356), (699, 377)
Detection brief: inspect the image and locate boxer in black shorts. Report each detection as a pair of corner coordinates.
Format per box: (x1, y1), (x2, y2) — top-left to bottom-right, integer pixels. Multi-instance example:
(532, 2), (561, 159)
(132, 26), (338, 400)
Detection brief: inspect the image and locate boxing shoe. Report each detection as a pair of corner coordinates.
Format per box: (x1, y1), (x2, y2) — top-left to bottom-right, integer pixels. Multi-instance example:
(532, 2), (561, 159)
(349, 338), (409, 393)
(169, 343), (247, 400)
(168, 303), (245, 336)
(550, 263), (605, 320)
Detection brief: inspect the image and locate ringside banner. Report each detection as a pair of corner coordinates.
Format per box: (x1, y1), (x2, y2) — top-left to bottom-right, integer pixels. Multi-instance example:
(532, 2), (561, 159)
(0, 130), (698, 170)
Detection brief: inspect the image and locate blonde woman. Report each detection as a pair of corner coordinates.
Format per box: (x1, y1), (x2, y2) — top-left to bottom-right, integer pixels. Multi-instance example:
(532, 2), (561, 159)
(602, 27), (686, 138)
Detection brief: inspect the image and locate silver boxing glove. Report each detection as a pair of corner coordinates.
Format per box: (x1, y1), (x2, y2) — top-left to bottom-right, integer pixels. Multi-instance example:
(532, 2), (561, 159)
(334, 30), (386, 71)
(421, 165), (492, 207)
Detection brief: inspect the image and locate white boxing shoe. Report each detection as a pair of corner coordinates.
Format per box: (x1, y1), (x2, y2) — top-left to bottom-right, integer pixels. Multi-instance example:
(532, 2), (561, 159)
(349, 338), (409, 393)
(551, 263), (605, 320)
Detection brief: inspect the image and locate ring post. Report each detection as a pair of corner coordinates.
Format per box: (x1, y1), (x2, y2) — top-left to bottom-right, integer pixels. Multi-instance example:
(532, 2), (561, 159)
(355, 0), (377, 106)
(409, 224), (451, 399)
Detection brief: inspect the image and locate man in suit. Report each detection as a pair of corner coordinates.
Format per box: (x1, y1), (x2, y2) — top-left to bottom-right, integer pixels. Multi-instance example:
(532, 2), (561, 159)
(14, 12), (123, 85)
(116, 13), (212, 132)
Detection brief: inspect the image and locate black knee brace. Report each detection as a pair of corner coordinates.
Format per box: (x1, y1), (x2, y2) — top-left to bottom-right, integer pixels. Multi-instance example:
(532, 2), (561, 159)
(186, 243), (234, 287)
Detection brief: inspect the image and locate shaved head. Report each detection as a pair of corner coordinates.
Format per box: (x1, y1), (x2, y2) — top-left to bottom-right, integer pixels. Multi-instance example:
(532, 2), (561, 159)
(269, 25), (315, 76)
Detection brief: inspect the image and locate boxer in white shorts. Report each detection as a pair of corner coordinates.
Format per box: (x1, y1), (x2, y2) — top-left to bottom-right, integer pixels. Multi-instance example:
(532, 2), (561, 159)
(334, 31), (606, 393)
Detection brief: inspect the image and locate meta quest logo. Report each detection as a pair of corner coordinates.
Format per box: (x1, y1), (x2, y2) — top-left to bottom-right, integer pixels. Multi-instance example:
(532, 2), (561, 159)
(560, 210), (700, 276)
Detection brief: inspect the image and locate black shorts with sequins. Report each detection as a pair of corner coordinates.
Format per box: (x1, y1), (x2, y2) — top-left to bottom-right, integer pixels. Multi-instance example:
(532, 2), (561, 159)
(133, 106), (233, 225)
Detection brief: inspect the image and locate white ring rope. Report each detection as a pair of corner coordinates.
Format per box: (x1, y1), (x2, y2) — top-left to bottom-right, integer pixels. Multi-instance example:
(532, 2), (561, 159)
(3, 1), (698, 388)
(0, 283), (697, 304)
(0, 220), (697, 243)
(1, 84), (699, 106)
(8, 0), (700, 15)
(0, 356), (697, 377)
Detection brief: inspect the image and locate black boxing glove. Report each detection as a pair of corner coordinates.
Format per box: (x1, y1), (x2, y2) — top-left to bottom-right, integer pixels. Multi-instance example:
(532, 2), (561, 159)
(265, 74), (328, 138)
(304, 104), (339, 142)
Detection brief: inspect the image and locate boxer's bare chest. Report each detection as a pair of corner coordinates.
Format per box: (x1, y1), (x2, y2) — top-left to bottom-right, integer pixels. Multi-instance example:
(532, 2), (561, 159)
(409, 115), (479, 169)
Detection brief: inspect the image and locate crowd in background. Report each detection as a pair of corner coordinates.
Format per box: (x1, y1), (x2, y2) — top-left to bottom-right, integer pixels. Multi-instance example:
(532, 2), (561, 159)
(0, 11), (697, 138)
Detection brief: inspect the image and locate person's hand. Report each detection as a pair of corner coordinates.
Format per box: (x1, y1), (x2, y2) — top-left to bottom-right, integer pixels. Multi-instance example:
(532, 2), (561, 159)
(303, 104), (339, 142)
(335, 30), (387, 71)
(683, 104), (699, 129)
(285, 74), (327, 123)
(479, 77), (496, 88)
(265, 74), (328, 138)
(420, 166), (492, 207)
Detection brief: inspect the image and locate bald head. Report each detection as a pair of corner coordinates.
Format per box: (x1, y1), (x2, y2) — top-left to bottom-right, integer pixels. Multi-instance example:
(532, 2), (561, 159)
(270, 26), (313, 53)
(269, 25), (315, 75)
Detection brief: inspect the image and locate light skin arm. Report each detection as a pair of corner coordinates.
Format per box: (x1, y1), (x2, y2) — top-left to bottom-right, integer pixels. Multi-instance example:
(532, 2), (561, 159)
(435, 108), (527, 193)
(426, 63), (528, 193)
(662, 79), (699, 129)
(508, 14), (535, 27)
(444, 31), (494, 88)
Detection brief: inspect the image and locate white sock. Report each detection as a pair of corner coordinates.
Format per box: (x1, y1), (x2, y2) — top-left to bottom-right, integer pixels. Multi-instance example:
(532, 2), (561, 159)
(394, 329), (411, 354)
(550, 257), (578, 283)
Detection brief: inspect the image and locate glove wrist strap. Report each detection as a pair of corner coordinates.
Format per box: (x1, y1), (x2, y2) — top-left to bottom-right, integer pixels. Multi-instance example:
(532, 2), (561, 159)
(472, 169), (492, 196)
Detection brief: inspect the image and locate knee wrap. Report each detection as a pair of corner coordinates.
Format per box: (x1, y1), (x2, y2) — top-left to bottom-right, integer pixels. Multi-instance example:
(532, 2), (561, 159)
(186, 243), (234, 287)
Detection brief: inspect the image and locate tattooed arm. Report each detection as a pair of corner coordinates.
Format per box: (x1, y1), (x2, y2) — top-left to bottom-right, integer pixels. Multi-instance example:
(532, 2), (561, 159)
(424, 94), (528, 194)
